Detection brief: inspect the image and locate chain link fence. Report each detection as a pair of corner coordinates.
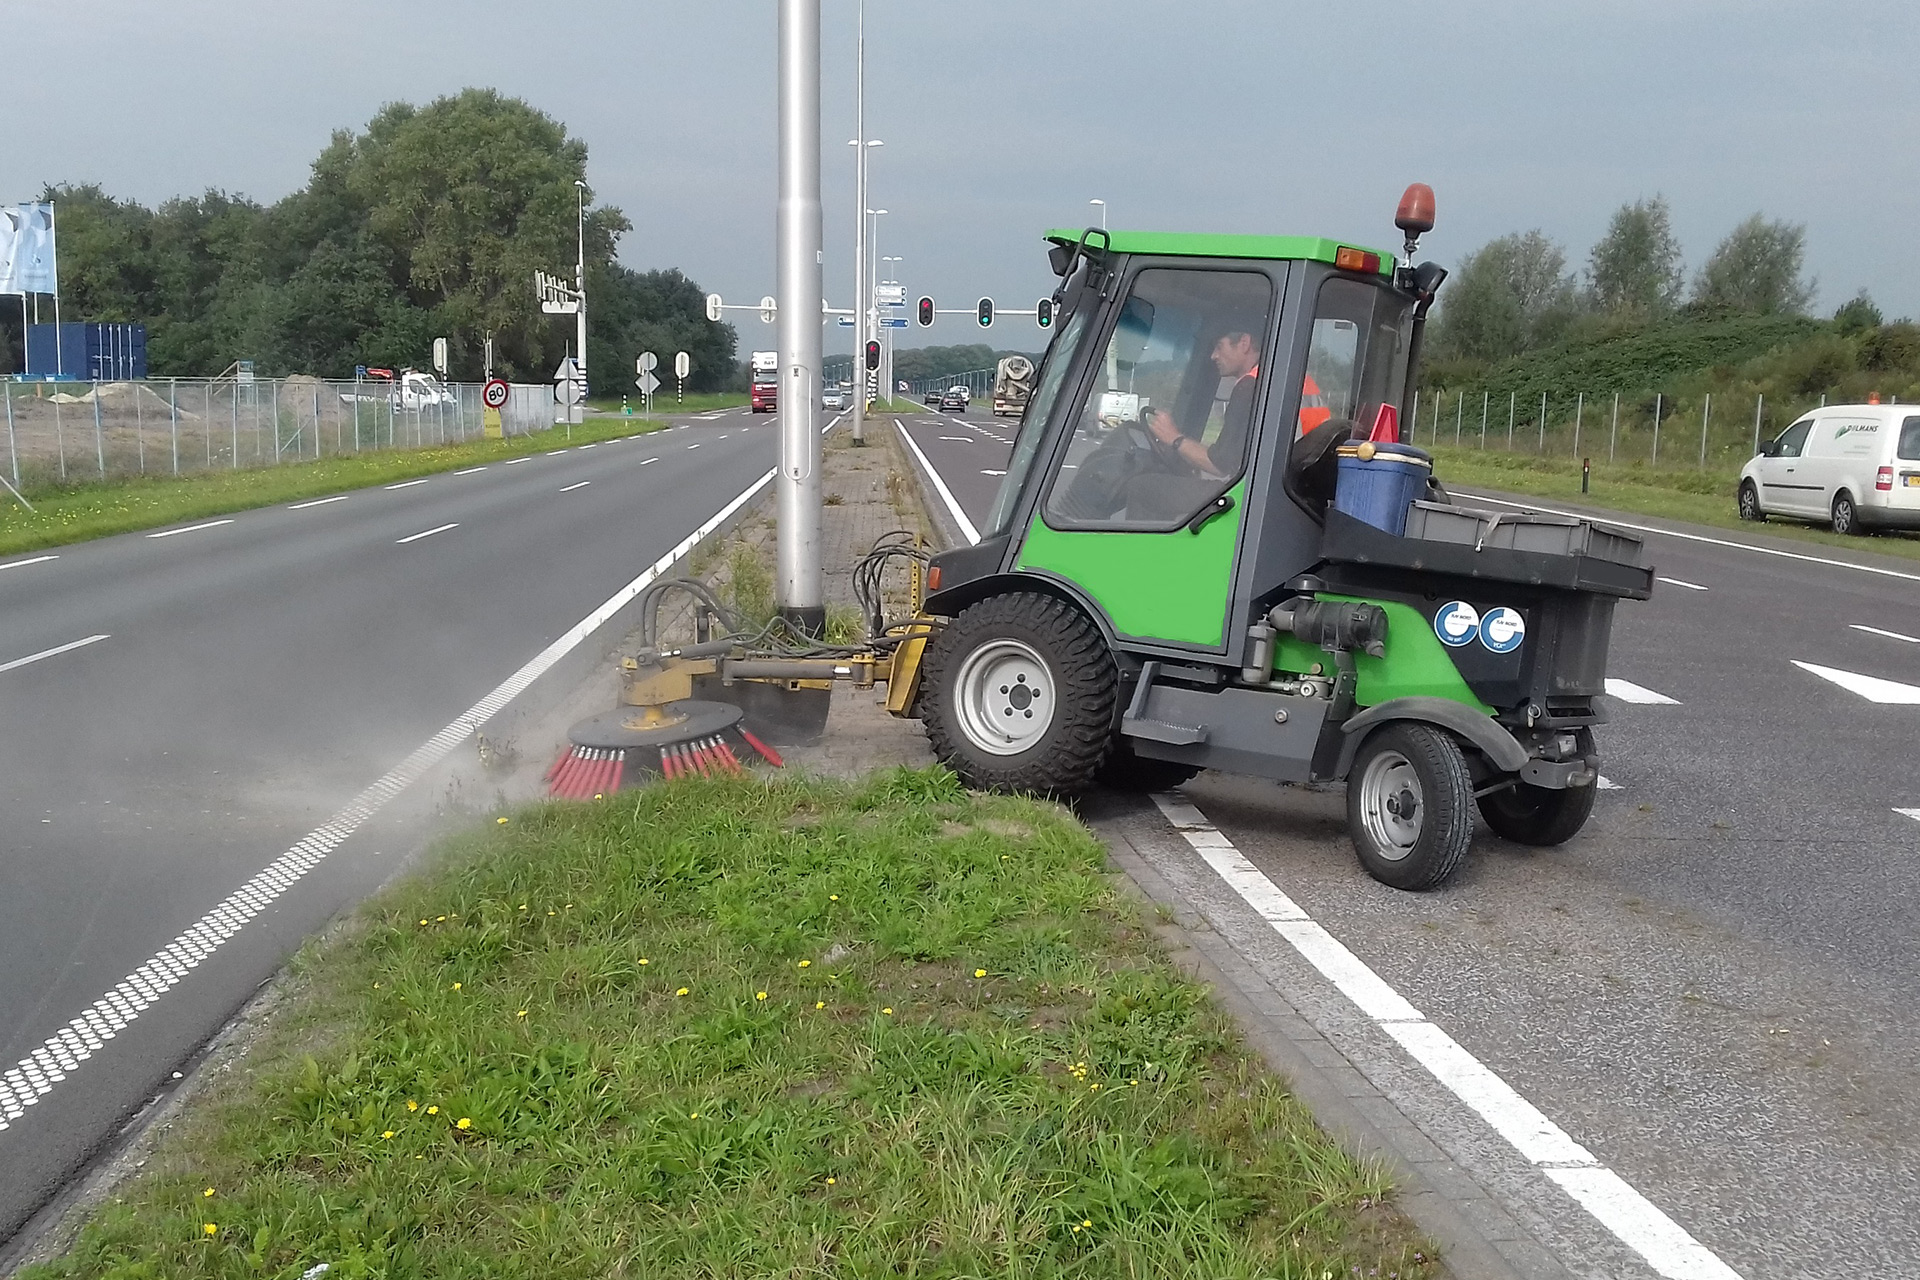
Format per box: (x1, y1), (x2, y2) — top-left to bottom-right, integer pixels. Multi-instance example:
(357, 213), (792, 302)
(0, 377), (556, 489)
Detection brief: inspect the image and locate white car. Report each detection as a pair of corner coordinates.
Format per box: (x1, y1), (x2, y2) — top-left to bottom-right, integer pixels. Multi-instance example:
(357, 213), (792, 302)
(821, 384), (848, 410)
(1740, 404), (1920, 534)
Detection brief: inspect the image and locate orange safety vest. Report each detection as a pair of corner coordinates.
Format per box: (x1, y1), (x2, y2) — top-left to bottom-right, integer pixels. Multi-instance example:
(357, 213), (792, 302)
(1297, 373), (1330, 435)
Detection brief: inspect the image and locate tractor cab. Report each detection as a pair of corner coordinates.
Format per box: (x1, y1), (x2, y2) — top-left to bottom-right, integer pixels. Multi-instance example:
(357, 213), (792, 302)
(913, 186), (1655, 889)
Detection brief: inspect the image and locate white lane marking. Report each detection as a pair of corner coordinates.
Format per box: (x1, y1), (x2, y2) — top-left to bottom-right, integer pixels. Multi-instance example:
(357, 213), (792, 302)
(0, 466), (776, 1137)
(578, 443), (597, 449)
(1657, 576), (1708, 591)
(0, 633), (110, 675)
(1151, 794), (1744, 1280)
(384, 478), (429, 490)
(503, 457), (528, 465)
(1605, 678), (1681, 705)
(558, 481), (591, 493)
(895, 419), (980, 545)
(687, 443), (702, 450)
(1895, 808), (1920, 823)
(287, 496), (348, 510)
(1851, 623), (1920, 644)
(982, 469), (1007, 476)
(0, 554), (59, 572)
(1598, 776), (1623, 790)
(396, 523), (459, 544)
(453, 466), (488, 476)
(641, 457), (658, 466)
(146, 519), (234, 539)
(548, 449), (570, 455)
(717, 434), (729, 439)
(1464, 492), (1920, 586)
(939, 435), (972, 442)
(1791, 660), (1920, 705)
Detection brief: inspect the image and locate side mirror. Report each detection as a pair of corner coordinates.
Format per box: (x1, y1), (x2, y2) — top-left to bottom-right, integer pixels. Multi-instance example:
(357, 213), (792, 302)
(1756, 440), (1778, 458)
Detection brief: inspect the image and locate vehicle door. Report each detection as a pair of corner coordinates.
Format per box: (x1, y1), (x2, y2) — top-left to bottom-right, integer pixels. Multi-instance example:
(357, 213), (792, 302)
(1015, 262), (1281, 651)
(1806, 415), (1879, 512)
(1755, 417), (1816, 515)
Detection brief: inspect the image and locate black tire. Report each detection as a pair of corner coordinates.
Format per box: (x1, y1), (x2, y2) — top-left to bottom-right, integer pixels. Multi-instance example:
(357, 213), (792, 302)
(1478, 778), (1597, 846)
(1345, 723), (1475, 891)
(1097, 739), (1202, 792)
(920, 592), (1117, 794)
(1738, 481), (1766, 522)
(1833, 490), (1863, 536)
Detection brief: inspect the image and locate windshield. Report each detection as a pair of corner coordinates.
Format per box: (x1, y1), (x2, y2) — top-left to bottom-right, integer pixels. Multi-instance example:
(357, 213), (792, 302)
(1303, 275), (1415, 440)
(982, 306), (1089, 538)
(1901, 416), (1920, 461)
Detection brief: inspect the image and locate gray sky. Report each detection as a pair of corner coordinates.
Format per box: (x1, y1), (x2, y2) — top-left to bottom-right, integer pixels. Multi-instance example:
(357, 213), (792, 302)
(12, 0), (1920, 354)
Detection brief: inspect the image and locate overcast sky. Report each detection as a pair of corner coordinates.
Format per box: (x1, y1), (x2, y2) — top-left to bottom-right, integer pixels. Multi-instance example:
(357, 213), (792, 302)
(11, 0), (1920, 354)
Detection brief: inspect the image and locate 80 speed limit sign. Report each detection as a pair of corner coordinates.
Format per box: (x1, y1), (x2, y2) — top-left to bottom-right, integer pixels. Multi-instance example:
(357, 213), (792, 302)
(482, 378), (510, 409)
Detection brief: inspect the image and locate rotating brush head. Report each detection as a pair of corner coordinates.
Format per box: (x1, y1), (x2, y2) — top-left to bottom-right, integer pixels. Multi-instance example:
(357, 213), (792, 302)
(545, 700), (784, 799)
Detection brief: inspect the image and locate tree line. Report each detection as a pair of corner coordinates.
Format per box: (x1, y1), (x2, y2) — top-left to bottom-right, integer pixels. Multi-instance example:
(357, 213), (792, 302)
(0, 89), (737, 390)
(1424, 198), (1879, 376)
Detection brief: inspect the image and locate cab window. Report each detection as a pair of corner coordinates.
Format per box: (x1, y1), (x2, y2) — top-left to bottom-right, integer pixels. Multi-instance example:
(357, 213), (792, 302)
(1899, 416), (1920, 461)
(1774, 419), (1813, 457)
(1042, 267), (1273, 530)
(1302, 276), (1414, 440)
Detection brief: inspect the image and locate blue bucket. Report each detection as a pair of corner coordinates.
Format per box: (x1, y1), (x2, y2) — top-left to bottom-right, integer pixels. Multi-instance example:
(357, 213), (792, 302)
(1334, 442), (1432, 536)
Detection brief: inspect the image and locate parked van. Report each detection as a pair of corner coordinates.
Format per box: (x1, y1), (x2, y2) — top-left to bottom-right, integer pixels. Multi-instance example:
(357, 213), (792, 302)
(1739, 404), (1920, 534)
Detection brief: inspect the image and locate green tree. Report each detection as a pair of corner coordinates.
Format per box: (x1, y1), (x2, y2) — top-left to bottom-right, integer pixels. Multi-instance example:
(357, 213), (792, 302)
(1432, 231), (1581, 362)
(1588, 196), (1683, 316)
(1690, 214), (1814, 315)
(588, 266), (738, 394)
(1832, 289), (1881, 335)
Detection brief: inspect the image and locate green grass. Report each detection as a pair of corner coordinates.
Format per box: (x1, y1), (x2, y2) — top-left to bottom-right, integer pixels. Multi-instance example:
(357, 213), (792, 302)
(0, 417), (667, 559)
(1428, 444), (1920, 562)
(28, 770), (1438, 1279)
(588, 391), (749, 415)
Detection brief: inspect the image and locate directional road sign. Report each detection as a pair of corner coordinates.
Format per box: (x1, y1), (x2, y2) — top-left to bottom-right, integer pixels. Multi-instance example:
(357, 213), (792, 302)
(554, 357), (583, 405)
(880, 318), (908, 328)
(637, 371), (661, 395)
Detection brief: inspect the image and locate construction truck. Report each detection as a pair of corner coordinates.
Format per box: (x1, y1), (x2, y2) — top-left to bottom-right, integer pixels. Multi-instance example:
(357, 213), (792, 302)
(992, 355), (1035, 417)
(749, 350), (778, 412)
(556, 185), (1653, 892)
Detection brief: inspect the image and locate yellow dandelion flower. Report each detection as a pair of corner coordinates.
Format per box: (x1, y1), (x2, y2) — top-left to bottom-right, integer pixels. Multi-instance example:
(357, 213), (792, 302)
(1082, 1218), (1093, 1228)
(516, 1010), (528, 1018)
(815, 1001), (825, 1009)
(406, 1100), (418, 1111)
(497, 817), (509, 824)
(381, 1130), (395, 1139)
(825, 1176), (836, 1185)
(974, 969), (987, 978)
(1071, 1225), (1081, 1234)
(203, 1223), (218, 1236)
(201, 1187), (215, 1198)
(797, 959), (811, 968)
(373, 982), (381, 989)
(1090, 1083), (1101, 1091)
(450, 982), (461, 991)
(593, 793), (603, 800)
(829, 894), (839, 901)
(519, 903), (527, 910)
(547, 910), (556, 916)
(881, 1007), (893, 1015)
(426, 1105), (439, 1115)
(639, 958), (649, 965)
(436, 915), (446, 922)
(689, 1112), (699, 1120)
(676, 986), (691, 996)
(419, 919), (428, 926)
(456, 1117), (472, 1130)
(756, 991), (768, 1001)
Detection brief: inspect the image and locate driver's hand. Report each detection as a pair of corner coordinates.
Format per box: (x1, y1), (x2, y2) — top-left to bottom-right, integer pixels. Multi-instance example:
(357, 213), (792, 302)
(1146, 408), (1180, 445)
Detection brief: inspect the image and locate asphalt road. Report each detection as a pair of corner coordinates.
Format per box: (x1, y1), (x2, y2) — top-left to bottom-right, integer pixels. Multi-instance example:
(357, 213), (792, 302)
(908, 409), (1920, 1278)
(0, 407), (778, 1250)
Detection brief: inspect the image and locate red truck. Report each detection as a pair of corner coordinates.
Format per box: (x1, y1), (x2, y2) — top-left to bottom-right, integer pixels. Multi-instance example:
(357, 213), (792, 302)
(749, 350), (778, 412)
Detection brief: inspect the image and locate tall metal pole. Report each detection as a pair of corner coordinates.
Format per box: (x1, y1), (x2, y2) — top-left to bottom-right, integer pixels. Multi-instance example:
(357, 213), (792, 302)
(850, 0), (867, 445)
(777, 0), (825, 632)
(49, 202), (63, 378)
(575, 181), (589, 407)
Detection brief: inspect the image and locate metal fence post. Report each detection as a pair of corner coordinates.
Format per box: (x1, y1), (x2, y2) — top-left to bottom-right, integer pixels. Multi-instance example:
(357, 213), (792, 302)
(1652, 393), (1662, 466)
(170, 379), (179, 475)
(1480, 391), (1488, 448)
(1507, 391), (1515, 449)
(1610, 392), (1618, 464)
(1538, 391), (1547, 451)
(135, 381), (145, 474)
(1573, 392), (1583, 458)
(206, 383), (214, 469)
(92, 380), (105, 478)
(53, 393), (65, 481)
(1753, 394), (1764, 455)
(1455, 391), (1463, 445)
(3, 379), (16, 486)
(230, 384), (239, 469)
(1699, 393), (1710, 468)
(272, 379), (282, 461)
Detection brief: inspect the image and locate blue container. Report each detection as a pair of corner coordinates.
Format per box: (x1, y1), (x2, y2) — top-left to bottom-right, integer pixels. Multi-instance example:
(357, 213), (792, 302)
(25, 322), (148, 380)
(1334, 442), (1432, 536)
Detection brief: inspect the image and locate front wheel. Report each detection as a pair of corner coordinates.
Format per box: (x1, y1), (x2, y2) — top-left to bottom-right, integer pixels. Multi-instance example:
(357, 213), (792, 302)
(1346, 724), (1475, 890)
(920, 592), (1117, 794)
(1738, 481), (1766, 522)
(1478, 778), (1597, 846)
(1832, 491), (1864, 536)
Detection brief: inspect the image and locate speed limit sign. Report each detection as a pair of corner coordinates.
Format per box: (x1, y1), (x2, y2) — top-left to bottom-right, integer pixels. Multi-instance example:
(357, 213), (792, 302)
(482, 378), (510, 409)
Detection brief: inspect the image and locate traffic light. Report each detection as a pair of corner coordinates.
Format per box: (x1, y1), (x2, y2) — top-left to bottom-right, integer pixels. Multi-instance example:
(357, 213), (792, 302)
(865, 339), (881, 371)
(1036, 297), (1054, 329)
(977, 297), (994, 328)
(917, 296), (935, 327)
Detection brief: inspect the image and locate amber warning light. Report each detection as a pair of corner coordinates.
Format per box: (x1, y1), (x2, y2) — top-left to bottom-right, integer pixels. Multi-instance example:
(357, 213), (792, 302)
(1334, 246), (1381, 273)
(1394, 183), (1436, 262)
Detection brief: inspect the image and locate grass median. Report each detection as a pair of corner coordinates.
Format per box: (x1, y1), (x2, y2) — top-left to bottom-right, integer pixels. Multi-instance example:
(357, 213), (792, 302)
(1428, 445), (1920, 562)
(29, 769), (1438, 1279)
(0, 417), (667, 560)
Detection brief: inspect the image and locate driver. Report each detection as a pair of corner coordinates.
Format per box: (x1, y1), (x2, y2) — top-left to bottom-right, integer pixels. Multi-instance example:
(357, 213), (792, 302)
(1143, 329), (1261, 479)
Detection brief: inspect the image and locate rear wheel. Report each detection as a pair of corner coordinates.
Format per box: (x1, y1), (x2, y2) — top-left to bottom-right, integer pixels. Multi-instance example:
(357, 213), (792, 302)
(1478, 778), (1597, 846)
(1346, 724), (1474, 890)
(1833, 490), (1864, 535)
(1738, 481), (1766, 522)
(921, 592), (1117, 794)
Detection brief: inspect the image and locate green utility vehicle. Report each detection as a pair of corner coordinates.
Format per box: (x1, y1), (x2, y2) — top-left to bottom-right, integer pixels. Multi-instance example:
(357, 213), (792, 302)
(910, 188), (1654, 889)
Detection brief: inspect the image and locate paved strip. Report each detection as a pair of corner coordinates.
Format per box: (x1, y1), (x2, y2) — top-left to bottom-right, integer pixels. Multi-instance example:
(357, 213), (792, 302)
(1791, 660), (1920, 704)
(0, 634), (109, 676)
(0, 466), (775, 1136)
(895, 419), (980, 544)
(395, 523), (459, 544)
(1150, 793), (1744, 1280)
(145, 520), (233, 540)
(288, 496), (348, 510)
(0, 556), (58, 572)
(1604, 678), (1680, 705)
(1851, 623), (1920, 644)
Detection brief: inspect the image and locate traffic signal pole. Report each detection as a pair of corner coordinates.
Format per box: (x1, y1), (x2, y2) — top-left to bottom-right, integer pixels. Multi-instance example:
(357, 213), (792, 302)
(776, 0), (825, 634)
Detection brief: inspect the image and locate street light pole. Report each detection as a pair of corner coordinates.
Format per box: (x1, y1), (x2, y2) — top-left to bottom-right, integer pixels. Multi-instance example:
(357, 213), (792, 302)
(776, 0), (824, 632)
(1089, 198), (1106, 230)
(849, 0), (868, 446)
(575, 180), (588, 404)
(881, 255), (901, 399)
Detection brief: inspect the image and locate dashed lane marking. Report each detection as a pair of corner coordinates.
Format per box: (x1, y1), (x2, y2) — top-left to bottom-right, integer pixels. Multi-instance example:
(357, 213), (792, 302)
(982, 469), (1006, 476)
(1151, 794), (1745, 1280)
(0, 554), (58, 572)
(503, 457), (528, 465)
(939, 436), (972, 442)
(1657, 576), (1708, 590)
(1791, 660), (1920, 705)
(578, 443), (596, 449)
(895, 419), (980, 545)
(453, 466), (488, 476)
(547, 449), (570, 455)
(146, 520), (234, 539)
(558, 481), (591, 493)
(1604, 678), (1681, 705)
(383, 478), (429, 490)
(395, 523), (459, 544)
(287, 496), (347, 510)
(687, 443), (702, 450)
(0, 467), (777, 1137)
(641, 458), (658, 465)
(0, 633), (110, 675)
(1851, 623), (1920, 644)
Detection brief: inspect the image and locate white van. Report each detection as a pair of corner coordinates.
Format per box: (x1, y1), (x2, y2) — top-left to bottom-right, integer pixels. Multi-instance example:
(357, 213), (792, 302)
(1739, 404), (1920, 534)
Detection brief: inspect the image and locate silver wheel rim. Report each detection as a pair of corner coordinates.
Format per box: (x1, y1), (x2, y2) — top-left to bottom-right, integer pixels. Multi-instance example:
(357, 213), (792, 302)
(1836, 498), (1854, 531)
(952, 638), (1055, 756)
(1357, 749), (1423, 860)
(1740, 487), (1757, 518)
